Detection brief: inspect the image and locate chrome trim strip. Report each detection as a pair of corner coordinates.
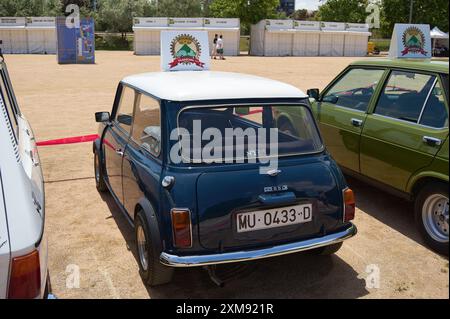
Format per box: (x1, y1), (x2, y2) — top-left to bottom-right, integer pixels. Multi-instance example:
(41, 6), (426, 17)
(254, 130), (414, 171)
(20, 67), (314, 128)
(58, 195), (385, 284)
(370, 113), (449, 130)
(160, 223), (357, 267)
(417, 77), (438, 124)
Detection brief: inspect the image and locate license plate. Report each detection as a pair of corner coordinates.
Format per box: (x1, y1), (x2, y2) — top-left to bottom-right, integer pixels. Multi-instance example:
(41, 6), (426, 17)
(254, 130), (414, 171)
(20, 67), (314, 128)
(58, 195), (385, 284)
(236, 204), (313, 233)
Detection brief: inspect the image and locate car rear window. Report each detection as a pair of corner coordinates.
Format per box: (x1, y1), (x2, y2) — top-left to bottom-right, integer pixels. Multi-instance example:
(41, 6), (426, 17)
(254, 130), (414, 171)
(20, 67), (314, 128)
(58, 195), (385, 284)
(175, 105), (323, 163)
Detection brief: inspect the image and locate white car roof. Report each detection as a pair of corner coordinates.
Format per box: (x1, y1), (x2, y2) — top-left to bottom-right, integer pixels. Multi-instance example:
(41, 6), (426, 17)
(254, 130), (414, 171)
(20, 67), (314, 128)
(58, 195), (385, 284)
(121, 71), (307, 101)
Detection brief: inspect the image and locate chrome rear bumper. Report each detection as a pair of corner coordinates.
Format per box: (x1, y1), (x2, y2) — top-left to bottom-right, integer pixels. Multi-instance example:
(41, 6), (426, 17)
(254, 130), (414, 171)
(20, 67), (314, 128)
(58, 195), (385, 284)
(160, 223), (357, 267)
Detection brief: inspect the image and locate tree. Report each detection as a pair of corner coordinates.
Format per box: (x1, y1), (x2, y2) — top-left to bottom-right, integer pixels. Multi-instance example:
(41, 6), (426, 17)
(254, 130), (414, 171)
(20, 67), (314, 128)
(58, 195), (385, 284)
(97, 0), (155, 35)
(380, 0), (449, 37)
(209, 0), (280, 34)
(0, 0), (62, 16)
(155, 0), (204, 17)
(291, 9), (309, 20)
(316, 0), (368, 23)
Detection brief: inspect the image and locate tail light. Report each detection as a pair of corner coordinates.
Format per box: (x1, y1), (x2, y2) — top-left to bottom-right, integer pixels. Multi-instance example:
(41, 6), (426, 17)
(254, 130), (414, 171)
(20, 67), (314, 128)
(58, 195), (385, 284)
(171, 209), (192, 248)
(8, 250), (41, 299)
(343, 188), (356, 222)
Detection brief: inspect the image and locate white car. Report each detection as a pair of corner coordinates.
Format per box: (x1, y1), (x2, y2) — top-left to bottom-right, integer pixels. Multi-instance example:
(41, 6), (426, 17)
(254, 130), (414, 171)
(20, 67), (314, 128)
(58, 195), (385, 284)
(0, 53), (52, 298)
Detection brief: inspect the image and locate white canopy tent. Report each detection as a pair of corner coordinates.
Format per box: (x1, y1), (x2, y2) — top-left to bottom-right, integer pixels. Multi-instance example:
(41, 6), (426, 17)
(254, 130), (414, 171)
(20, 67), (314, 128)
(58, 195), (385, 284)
(430, 27), (449, 57)
(0, 17), (27, 54)
(133, 17), (240, 56)
(292, 21), (320, 56)
(344, 23), (371, 56)
(319, 22), (346, 56)
(250, 19), (294, 56)
(26, 17), (56, 54)
(251, 20), (371, 57)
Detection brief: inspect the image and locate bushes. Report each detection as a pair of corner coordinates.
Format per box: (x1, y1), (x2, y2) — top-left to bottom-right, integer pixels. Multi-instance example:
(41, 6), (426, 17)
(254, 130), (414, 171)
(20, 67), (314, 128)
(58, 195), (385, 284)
(95, 33), (133, 50)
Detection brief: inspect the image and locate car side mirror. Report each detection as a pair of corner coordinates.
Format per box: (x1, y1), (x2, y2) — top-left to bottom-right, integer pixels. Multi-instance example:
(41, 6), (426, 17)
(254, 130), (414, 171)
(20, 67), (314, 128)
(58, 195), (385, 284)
(95, 112), (110, 123)
(235, 107), (250, 116)
(307, 88), (320, 101)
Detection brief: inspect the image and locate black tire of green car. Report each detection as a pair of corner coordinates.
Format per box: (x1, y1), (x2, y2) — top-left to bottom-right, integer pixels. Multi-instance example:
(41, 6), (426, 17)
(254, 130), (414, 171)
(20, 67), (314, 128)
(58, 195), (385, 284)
(135, 210), (174, 286)
(309, 242), (343, 255)
(94, 150), (108, 192)
(415, 183), (449, 256)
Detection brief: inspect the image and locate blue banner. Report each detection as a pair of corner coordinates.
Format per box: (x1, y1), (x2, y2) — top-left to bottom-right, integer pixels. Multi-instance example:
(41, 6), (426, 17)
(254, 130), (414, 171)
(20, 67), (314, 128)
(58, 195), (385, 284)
(56, 17), (95, 64)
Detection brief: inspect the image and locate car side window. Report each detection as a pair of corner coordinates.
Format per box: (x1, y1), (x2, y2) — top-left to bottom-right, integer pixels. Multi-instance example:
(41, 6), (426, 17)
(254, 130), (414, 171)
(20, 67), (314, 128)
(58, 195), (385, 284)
(322, 68), (384, 112)
(419, 80), (449, 128)
(115, 85), (136, 134)
(375, 70), (436, 123)
(0, 70), (18, 138)
(132, 93), (161, 157)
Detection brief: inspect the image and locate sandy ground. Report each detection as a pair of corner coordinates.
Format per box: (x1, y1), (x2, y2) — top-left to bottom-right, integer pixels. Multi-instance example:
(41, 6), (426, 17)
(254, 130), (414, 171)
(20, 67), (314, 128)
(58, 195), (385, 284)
(4, 51), (449, 299)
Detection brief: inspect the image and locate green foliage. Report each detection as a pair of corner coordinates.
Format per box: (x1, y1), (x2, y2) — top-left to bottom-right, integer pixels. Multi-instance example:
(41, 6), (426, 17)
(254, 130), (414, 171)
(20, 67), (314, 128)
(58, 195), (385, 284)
(316, 0), (368, 23)
(209, 0), (280, 34)
(155, 0), (204, 17)
(290, 9), (317, 20)
(380, 0), (449, 37)
(96, 0), (156, 34)
(0, 0), (62, 16)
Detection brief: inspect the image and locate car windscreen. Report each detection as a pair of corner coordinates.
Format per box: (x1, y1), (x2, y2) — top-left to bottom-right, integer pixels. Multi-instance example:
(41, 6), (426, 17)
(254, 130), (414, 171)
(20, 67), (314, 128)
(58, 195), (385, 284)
(175, 105), (323, 164)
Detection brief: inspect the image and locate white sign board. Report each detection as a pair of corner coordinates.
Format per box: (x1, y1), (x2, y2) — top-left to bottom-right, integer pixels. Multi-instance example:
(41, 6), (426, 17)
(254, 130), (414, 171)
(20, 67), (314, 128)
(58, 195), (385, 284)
(265, 19), (293, 30)
(294, 21), (320, 31)
(26, 17), (55, 27)
(161, 31), (210, 71)
(168, 18), (203, 28)
(346, 23), (369, 32)
(133, 17), (168, 27)
(0, 17), (26, 27)
(389, 24), (431, 59)
(204, 18), (239, 28)
(321, 22), (346, 31)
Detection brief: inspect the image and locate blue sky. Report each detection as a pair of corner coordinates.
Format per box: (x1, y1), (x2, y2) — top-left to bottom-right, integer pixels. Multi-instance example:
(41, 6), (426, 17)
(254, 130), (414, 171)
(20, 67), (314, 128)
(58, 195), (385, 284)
(295, 0), (322, 11)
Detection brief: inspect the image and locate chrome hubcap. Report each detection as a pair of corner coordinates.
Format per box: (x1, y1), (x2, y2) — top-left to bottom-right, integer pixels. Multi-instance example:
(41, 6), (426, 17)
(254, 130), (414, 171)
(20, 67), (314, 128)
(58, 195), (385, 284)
(422, 194), (449, 243)
(137, 225), (148, 271)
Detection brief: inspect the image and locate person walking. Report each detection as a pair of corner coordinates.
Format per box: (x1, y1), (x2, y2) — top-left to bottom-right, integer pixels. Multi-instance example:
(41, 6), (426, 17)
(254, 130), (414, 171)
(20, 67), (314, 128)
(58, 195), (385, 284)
(216, 35), (225, 60)
(212, 34), (218, 59)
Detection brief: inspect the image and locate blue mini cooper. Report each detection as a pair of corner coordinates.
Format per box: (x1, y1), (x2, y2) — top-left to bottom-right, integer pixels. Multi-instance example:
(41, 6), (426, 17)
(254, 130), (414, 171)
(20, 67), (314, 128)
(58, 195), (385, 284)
(93, 71), (357, 286)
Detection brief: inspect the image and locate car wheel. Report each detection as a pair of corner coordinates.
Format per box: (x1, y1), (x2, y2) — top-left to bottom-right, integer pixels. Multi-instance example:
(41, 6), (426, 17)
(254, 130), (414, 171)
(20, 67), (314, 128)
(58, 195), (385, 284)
(415, 183), (449, 255)
(309, 242), (343, 256)
(94, 150), (108, 192)
(135, 210), (174, 286)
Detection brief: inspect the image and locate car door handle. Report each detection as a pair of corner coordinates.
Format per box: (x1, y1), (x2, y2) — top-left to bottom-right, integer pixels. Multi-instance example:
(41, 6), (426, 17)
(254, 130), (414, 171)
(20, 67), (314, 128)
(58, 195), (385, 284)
(351, 118), (363, 127)
(115, 148), (124, 156)
(423, 136), (442, 146)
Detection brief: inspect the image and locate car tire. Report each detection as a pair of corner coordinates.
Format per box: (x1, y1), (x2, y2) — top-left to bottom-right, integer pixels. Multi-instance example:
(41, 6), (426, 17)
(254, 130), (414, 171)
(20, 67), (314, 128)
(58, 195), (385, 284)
(309, 242), (343, 256)
(135, 210), (174, 286)
(94, 150), (108, 192)
(415, 183), (449, 256)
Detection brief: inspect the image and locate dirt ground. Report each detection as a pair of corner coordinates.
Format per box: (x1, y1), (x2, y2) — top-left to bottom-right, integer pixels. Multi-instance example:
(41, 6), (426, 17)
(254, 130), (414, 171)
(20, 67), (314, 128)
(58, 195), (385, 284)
(5, 51), (449, 299)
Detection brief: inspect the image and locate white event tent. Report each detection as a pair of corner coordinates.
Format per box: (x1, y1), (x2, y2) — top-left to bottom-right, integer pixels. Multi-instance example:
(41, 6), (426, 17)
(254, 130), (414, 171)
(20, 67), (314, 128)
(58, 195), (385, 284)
(0, 17), (28, 54)
(319, 22), (346, 56)
(292, 21), (321, 56)
(344, 23), (371, 56)
(250, 19), (294, 56)
(133, 17), (240, 56)
(250, 19), (372, 57)
(26, 17), (57, 54)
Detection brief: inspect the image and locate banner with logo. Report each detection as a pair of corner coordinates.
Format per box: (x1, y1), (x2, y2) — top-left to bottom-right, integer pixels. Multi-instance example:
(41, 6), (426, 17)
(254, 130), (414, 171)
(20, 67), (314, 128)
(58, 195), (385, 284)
(203, 18), (240, 28)
(133, 17), (168, 28)
(161, 31), (210, 71)
(293, 21), (320, 31)
(389, 24), (431, 59)
(168, 18), (203, 28)
(265, 20), (293, 30)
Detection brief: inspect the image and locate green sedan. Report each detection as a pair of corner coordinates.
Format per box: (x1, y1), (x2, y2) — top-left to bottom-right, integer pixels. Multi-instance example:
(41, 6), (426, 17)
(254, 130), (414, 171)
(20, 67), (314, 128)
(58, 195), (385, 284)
(278, 59), (449, 254)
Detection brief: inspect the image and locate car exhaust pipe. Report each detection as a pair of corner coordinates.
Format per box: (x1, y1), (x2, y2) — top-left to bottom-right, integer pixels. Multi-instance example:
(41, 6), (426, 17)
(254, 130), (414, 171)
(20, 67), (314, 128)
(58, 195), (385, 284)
(204, 265), (225, 288)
